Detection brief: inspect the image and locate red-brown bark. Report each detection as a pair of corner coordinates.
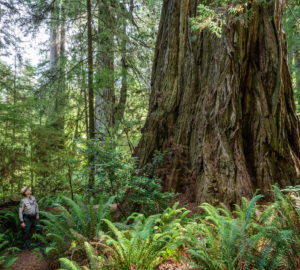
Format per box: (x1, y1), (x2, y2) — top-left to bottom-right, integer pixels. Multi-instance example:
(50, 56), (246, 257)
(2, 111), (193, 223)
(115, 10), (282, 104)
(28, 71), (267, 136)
(135, 0), (300, 205)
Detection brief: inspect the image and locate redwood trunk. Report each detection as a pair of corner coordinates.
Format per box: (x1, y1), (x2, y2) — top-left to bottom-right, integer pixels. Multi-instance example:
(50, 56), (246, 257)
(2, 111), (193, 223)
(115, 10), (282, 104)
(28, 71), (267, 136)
(87, 0), (95, 188)
(135, 0), (300, 205)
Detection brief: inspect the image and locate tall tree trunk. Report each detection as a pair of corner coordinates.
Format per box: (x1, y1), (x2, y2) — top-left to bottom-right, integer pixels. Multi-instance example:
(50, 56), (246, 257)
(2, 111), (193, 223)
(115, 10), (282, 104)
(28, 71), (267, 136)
(87, 0), (95, 188)
(49, 0), (65, 145)
(95, 0), (115, 138)
(135, 0), (300, 205)
(56, 0), (66, 133)
(80, 45), (89, 137)
(113, 0), (133, 132)
(50, 5), (59, 69)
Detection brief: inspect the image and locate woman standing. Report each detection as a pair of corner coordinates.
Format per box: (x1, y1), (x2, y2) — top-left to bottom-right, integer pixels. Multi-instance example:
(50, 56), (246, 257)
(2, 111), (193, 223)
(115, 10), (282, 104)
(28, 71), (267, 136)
(19, 187), (43, 250)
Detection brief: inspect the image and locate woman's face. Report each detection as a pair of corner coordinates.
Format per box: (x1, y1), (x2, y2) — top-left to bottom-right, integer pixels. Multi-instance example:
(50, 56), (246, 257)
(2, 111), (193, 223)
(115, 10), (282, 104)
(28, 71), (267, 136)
(24, 188), (31, 197)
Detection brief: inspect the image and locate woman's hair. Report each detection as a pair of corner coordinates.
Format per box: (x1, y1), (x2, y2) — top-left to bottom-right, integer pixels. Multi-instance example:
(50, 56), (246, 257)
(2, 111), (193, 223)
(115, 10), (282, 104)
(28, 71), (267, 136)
(22, 188), (29, 196)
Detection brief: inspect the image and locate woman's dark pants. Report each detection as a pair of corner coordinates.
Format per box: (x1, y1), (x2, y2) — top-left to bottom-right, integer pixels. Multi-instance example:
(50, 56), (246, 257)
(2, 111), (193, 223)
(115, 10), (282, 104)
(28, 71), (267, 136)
(22, 214), (43, 250)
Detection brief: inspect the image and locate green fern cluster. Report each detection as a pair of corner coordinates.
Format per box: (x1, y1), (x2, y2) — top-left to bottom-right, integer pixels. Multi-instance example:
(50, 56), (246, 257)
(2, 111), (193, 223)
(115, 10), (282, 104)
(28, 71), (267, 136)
(186, 187), (300, 270)
(59, 242), (104, 270)
(39, 195), (115, 258)
(49, 186), (300, 270)
(281, 185), (300, 217)
(38, 194), (65, 208)
(59, 203), (190, 270)
(0, 208), (21, 268)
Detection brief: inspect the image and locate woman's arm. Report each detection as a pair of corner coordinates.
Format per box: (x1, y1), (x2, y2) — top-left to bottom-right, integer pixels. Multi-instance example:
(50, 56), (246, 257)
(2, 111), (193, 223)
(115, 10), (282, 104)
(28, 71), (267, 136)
(19, 199), (24, 223)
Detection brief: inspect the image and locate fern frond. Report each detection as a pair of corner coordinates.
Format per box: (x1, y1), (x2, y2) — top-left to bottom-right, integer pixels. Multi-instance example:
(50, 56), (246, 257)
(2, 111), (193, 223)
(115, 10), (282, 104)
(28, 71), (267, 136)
(59, 258), (82, 270)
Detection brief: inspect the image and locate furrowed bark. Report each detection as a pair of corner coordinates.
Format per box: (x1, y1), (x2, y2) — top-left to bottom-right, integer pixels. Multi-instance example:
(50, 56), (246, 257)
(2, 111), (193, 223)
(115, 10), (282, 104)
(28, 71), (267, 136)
(135, 0), (300, 205)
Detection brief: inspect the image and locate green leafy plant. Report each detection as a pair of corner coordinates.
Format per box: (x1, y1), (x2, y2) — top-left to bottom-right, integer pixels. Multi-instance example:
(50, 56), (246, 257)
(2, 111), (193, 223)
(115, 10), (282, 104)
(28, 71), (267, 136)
(59, 204), (189, 270)
(40, 195), (115, 259)
(190, 0), (255, 37)
(59, 242), (105, 270)
(0, 208), (22, 268)
(78, 139), (174, 216)
(186, 187), (300, 270)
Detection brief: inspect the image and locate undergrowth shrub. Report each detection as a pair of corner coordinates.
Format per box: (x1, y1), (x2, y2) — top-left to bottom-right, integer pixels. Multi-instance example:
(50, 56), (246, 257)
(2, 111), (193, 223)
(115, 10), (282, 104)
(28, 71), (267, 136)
(186, 186), (300, 270)
(38, 194), (65, 208)
(39, 195), (115, 260)
(57, 186), (299, 270)
(2, 185), (295, 270)
(76, 139), (175, 217)
(59, 203), (190, 270)
(0, 208), (21, 268)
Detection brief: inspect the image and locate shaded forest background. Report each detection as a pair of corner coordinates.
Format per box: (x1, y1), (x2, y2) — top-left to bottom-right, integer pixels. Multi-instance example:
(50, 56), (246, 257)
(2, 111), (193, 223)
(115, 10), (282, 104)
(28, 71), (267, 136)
(0, 0), (163, 202)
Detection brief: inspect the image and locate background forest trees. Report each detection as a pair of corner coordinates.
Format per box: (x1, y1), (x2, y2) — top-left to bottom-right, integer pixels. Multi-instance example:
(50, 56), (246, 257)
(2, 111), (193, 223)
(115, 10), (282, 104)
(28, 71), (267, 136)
(0, 0), (162, 201)
(0, 0), (299, 203)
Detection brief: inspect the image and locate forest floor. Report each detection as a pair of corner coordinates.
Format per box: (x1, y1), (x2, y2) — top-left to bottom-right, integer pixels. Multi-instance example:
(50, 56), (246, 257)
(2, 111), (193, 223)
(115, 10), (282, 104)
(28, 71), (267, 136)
(9, 194), (300, 270)
(11, 251), (48, 270)
(10, 251), (192, 270)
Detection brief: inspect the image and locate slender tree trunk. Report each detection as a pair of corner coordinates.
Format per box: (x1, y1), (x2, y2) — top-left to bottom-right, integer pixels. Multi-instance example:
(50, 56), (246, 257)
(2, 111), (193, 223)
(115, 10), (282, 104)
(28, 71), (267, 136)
(56, 0), (66, 133)
(50, 6), (59, 69)
(67, 164), (74, 200)
(114, 46), (128, 129)
(295, 48), (300, 106)
(135, 0), (300, 205)
(87, 0), (95, 188)
(30, 140), (34, 191)
(80, 47), (89, 137)
(12, 53), (17, 193)
(113, 0), (133, 132)
(83, 88), (89, 138)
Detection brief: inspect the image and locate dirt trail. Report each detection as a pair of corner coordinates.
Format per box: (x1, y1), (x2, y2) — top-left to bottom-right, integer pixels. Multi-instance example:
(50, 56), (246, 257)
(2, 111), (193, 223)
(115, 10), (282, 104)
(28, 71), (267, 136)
(9, 251), (192, 270)
(11, 251), (49, 270)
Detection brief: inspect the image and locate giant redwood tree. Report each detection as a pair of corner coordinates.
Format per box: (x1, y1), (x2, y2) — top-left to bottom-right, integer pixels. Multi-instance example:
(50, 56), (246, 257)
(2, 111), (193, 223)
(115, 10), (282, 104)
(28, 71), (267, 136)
(135, 0), (300, 205)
